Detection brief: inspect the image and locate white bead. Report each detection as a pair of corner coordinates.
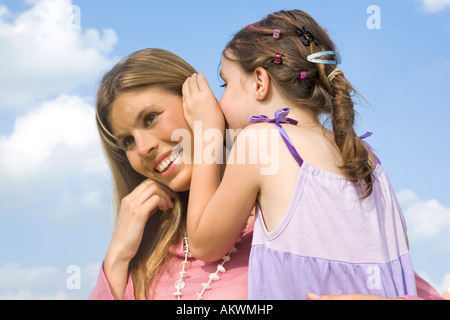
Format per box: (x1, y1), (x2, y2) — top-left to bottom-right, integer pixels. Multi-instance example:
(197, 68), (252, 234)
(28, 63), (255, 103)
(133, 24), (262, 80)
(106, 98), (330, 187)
(197, 292), (204, 300)
(209, 273), (220, 281)
(180, 271), (189, 278)
(236, 237), (242, 243)
(173, 292), (183, 297)
(222, 256), (231, 262)
(217, 264), (226, 273)
(229, 247), (237, 253)
(174, 280), (185, 290)
(181, 261), (191, 268)
(202, 283), (211, 290)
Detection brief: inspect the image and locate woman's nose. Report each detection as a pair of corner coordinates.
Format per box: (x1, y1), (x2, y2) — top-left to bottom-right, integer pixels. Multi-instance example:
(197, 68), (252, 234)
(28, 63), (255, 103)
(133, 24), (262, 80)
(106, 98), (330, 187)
(134, 132), (157, 157)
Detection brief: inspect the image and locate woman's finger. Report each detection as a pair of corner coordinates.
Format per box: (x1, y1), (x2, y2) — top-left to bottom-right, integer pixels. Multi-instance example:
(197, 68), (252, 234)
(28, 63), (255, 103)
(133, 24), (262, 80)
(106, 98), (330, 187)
(141, 193), (173, 215)
(136, 181), (174, 209)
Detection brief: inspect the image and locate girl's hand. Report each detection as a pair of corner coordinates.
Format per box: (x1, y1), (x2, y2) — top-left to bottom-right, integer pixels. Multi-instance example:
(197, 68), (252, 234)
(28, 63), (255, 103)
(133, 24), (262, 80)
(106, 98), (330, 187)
(103, 179), (175, 299)
(182, 73), (225, 132)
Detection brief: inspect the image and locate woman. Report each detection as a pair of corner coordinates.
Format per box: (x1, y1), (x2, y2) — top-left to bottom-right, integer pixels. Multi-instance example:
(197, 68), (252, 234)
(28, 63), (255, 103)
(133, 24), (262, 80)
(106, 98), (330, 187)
(92, 48), (252, 300)
(90, 48), (443, 300)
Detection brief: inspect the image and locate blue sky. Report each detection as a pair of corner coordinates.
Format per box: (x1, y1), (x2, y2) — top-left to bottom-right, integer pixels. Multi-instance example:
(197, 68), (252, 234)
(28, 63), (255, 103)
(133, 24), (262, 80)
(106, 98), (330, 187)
(0, 0), (449, 299)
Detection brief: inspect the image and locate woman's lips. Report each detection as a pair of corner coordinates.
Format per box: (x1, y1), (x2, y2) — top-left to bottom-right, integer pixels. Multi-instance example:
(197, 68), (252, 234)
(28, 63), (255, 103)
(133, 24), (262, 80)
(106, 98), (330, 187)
(152, 147), (183, 174)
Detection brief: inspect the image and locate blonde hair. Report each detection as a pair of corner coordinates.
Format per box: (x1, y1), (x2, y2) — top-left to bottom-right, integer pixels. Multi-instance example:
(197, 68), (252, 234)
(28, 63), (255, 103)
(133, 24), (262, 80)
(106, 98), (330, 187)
(95, 48), (196, 299)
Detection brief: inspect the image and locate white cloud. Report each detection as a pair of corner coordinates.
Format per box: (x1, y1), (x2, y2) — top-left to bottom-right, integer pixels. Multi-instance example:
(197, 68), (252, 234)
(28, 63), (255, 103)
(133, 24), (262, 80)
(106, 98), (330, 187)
(0, 262), (101, 300)
(0, 94), (107, 178)
(0, 0), (118, 108)
(436, 273), (450, 296)
(417, 271), (450, 296)
(419, 0), (450, 13)
(398, 190), (450, 246)
(0, 94), (112, 227)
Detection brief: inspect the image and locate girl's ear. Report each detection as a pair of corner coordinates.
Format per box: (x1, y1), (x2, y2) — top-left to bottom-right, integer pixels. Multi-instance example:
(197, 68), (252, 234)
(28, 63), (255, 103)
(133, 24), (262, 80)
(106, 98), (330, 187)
(252, 67), (271, 101)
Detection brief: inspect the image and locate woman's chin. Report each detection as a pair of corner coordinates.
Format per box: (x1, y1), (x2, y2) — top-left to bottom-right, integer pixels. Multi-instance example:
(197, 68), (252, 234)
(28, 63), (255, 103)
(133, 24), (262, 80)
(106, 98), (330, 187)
(167, 168), (192, 193)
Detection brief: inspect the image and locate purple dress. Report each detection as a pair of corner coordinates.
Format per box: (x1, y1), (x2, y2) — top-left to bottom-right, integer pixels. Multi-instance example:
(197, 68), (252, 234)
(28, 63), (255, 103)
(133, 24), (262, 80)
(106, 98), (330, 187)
(247, 108), (417, 300)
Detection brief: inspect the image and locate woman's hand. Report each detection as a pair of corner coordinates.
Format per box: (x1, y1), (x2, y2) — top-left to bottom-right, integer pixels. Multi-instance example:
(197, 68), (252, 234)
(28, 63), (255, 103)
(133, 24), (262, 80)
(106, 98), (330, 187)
(103, 179), (175, 299)
(182, 73), (225, 132)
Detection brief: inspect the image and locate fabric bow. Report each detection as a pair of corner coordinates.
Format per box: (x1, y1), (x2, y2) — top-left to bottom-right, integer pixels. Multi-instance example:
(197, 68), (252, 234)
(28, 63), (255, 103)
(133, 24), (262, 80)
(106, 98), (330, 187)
(248, 108), (303, 167)
(248, 108), (298, 127)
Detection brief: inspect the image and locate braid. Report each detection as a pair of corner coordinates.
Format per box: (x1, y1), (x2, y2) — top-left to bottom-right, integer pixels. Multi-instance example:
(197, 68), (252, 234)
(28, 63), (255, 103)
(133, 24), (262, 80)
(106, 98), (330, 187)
(330, 75), (374, 198)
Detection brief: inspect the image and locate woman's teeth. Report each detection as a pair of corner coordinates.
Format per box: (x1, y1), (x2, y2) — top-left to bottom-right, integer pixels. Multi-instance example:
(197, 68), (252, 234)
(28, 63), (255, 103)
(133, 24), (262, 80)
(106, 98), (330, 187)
(156, 148), (182, 173)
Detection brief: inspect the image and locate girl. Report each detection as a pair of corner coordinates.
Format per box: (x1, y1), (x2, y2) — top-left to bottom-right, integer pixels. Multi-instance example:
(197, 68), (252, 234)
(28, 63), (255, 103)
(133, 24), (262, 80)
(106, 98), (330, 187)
(183, 10), (417, 299)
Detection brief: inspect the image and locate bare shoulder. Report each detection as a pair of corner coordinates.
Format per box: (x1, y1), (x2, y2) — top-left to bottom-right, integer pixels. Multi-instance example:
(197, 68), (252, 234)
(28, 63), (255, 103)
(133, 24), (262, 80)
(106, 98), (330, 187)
(282, 125), (344, 175)
(227, 123), (283, 176)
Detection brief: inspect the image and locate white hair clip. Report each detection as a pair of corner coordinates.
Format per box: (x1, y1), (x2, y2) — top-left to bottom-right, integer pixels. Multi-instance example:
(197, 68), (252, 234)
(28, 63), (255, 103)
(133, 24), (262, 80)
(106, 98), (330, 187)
(307, 51), (341, 65)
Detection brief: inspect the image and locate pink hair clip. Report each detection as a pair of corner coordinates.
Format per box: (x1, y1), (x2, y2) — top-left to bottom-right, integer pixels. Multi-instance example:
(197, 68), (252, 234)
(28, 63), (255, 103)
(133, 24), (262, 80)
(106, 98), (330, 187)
(273, 29), (281, 39)
(299, 70), (308, 79)
(322, 28), (328, 35)
(274, 54), (283, 64)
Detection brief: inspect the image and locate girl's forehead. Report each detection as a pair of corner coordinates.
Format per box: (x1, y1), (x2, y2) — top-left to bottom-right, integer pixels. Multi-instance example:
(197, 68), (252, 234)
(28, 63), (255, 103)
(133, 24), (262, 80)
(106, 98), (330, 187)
(220, 56), (239, 76)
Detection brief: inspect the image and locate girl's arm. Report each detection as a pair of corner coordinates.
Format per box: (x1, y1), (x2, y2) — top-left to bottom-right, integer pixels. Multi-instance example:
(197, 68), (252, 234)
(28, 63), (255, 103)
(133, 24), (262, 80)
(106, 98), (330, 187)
(182, 74), (260, 261)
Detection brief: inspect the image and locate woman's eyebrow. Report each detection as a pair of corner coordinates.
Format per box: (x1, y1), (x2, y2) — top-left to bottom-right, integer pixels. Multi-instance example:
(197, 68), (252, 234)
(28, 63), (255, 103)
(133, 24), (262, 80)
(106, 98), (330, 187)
(114, 104), (158, 141)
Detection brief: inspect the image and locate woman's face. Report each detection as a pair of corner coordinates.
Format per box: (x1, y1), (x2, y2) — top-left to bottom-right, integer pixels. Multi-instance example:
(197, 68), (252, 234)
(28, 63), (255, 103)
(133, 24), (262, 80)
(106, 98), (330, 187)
(109, 87), (193, 192)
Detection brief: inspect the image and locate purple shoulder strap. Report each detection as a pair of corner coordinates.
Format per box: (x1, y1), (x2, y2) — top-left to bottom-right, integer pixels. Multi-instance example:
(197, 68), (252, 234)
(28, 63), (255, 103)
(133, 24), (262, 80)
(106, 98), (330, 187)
(359, 132), (381, 165)
(248, 108), (381, 167)
(249, 108), (304, 167)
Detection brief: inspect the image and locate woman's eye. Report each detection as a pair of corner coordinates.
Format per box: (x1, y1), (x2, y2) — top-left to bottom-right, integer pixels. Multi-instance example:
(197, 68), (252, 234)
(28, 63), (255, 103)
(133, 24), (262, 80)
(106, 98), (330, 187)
(145, 114), (158, 126)
(123, 136), (135, 149)
(220, 83), (227, 88)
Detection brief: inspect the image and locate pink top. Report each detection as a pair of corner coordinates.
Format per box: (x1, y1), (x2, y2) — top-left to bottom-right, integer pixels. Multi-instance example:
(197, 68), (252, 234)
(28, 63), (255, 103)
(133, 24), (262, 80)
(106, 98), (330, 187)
(89, 221), (444, 300)
(89, 222), (253, 300)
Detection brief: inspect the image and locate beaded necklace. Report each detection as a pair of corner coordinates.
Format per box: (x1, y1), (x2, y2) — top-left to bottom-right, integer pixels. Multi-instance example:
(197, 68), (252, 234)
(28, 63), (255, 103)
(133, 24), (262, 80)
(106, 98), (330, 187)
(173, 233), (241, 300)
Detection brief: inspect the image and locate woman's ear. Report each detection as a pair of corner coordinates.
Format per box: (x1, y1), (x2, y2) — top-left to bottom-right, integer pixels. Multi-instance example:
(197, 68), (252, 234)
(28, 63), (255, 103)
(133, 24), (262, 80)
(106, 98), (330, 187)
(252, 67), (271, 101)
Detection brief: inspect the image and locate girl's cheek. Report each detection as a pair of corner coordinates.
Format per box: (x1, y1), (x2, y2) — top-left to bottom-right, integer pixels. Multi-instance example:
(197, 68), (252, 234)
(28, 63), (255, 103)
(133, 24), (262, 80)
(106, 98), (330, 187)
(219, 95), (231, 118)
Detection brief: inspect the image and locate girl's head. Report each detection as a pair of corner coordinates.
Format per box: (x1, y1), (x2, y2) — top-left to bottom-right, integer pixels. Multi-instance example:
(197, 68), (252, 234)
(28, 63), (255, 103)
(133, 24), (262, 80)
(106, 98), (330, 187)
(222, 10), (374, 197)
(96, 48), (196, 299)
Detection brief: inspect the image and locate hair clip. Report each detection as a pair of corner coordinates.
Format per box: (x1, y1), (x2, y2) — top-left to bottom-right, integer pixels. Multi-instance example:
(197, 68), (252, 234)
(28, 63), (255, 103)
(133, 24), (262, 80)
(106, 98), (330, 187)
(327, 68), (344, 82)
(299, 70), (308, 79)
(274, 54), (283, 64)
(322, 28), (328, 35)
(273, 29), (281, 39)
(307, 51), (341, 65)
(296, 26), (319, 46)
